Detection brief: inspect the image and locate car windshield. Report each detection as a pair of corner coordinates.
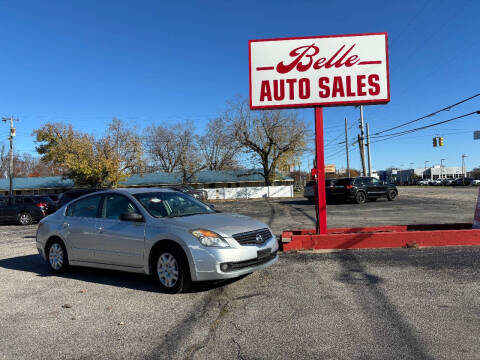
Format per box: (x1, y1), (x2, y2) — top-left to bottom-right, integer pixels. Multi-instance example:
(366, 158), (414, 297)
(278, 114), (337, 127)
(133, 192), (214, 218)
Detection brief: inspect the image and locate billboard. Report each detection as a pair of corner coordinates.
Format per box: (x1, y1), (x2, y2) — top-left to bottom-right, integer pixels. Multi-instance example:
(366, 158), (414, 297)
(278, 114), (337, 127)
(249, 32), (390, 109)
(325, 164), (336, 174)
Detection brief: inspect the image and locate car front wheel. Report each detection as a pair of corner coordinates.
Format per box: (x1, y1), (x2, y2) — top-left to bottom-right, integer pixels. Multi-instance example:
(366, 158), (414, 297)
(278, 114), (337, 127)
(387, 190), (398, 201)
(154, 247), (191, 294)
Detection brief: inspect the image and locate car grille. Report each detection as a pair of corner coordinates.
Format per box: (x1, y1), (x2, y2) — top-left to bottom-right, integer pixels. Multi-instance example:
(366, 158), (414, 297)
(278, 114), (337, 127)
(232, 228), (272, 245)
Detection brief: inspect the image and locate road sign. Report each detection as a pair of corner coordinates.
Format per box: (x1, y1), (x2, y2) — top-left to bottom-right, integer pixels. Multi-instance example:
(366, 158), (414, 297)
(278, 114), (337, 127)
(325, 164), (336, 173)
(474, 130), (480, 140)
(249, 32), (390, 109)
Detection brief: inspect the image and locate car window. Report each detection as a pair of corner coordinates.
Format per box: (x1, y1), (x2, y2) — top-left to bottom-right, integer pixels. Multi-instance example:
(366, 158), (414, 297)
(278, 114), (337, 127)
(371, 178), (381, 185)
(134, 192), (215, 218)
(352, 178), (362, 186)
(102, 194), (140, 220)
(362, 178), (372, 185)
(66, 195), (101, 218)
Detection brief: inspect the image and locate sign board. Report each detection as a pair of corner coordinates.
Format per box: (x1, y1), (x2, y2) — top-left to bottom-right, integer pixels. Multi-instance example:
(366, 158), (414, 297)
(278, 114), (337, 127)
(325, 164), (336, 174)
(474, 188), (480, 229)
(474, 130), (480, 140)
(249, 32), (390, 109)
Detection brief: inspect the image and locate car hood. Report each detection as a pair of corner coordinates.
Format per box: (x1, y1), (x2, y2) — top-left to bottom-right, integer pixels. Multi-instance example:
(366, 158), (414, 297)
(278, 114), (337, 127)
(167, 212), (269, 237)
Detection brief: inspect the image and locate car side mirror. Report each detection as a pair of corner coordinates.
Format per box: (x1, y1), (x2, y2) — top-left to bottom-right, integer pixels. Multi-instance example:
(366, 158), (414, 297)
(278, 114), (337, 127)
(120, 212), (144, 222)
(208, 204), (215, 209)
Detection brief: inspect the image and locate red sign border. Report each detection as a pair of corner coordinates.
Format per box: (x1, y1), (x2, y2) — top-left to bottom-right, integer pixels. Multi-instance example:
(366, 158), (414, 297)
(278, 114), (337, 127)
(248, 32), (390, 110)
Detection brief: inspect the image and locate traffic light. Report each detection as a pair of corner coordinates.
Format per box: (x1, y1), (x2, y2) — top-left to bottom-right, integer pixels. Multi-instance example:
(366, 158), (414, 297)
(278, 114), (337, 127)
(439, 137), (444, 146)
(433, 137), (437, 147)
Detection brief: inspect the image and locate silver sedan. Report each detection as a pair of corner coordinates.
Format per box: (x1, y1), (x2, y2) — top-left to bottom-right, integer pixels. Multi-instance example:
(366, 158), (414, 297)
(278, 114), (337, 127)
(36, 188), (279, 293)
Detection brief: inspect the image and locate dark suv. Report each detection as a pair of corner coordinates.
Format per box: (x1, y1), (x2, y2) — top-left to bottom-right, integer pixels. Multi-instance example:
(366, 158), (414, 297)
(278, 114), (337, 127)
(0, 196), (47, 225)
(329, 177), (398, 204)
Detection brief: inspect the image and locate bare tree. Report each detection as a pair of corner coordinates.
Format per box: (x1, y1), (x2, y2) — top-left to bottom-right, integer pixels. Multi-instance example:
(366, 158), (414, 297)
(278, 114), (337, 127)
(198, 117), (240, 171)
(228, 99), (307, 186)
(144, 121), (206, 183)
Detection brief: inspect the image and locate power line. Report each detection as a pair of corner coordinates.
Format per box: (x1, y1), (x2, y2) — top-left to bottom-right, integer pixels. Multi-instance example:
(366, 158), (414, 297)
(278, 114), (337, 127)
(374, 93), (480, 135)
(370, 111), (480, 144)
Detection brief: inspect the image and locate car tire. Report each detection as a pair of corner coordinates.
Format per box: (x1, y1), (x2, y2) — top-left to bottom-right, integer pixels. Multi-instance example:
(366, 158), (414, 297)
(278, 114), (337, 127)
(387, 190), (398, 201)
(355, 192), (366, 204)
(153, 247), (191, 294)
(18, 212), (33, 225)
(46, 239), (69, 273)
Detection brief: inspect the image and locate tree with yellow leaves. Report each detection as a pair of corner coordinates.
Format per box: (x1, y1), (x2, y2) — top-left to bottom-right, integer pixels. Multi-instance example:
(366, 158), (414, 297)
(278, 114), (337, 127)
(33, 118), (144, 188)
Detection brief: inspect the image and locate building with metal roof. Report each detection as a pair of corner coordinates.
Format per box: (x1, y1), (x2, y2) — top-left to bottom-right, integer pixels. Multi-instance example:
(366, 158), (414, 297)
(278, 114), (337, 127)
(0, 170), (293, 195)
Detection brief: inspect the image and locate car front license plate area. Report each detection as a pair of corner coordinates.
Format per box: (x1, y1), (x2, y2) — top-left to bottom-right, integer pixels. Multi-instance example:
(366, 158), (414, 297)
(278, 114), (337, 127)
(257, 248), (271, 260)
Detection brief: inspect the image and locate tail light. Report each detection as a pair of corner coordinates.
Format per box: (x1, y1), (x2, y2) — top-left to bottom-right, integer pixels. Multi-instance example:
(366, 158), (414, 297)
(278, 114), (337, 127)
(35, 202), (47, 208)
(345, 185), (353, 189)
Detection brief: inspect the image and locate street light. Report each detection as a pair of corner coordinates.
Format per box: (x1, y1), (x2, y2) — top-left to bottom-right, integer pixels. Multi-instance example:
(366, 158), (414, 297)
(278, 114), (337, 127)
(424, 160), (429, 179)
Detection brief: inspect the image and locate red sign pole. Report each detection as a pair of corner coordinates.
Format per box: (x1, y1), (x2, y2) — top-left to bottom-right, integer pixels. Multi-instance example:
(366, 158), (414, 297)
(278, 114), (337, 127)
(315, 107), (327, 234)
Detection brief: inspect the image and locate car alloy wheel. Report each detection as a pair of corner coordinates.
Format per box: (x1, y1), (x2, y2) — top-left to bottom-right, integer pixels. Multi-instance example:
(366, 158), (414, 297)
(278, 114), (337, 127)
(19, 212), (32, 225)
(388, 190), (397, 201)
(49, 243), (64, 270)
(157, 252), (179, 288)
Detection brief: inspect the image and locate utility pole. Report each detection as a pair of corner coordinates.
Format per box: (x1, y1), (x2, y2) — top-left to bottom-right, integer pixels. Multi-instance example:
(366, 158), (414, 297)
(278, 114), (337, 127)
(440, 159), (446, 180)
(2, 117), (18, 196)
(359, 105), (366, 176)
(358, 134), (366, 176)
(344, 118), (350, 177)
(366, 122), (372, 177)
(462, 154), (467, 184)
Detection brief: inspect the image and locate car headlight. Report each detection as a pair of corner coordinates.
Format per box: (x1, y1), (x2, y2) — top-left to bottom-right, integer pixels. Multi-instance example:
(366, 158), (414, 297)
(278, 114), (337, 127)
(190, 229), (230, 248)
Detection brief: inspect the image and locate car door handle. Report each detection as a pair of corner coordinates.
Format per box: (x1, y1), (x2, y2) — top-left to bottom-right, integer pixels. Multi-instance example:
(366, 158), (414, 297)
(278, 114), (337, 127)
(62, 222), (69, 229)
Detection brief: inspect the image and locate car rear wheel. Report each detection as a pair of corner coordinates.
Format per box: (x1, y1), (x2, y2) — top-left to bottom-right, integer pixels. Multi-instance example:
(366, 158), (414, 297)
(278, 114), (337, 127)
(154, 247), (191, 294)
(387, 190), (398, 201)
(18, 212), (32, 225)
(47, 240), (69, 273)
(355, 192), (366, 204)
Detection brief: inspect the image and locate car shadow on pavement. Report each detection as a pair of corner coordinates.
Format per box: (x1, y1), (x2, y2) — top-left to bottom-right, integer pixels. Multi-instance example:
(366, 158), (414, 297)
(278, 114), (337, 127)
(0, 254), (245, 294)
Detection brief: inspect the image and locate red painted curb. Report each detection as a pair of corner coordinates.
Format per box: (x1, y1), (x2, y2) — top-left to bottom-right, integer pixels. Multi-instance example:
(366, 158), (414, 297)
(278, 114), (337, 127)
(281, 223), (480, 251)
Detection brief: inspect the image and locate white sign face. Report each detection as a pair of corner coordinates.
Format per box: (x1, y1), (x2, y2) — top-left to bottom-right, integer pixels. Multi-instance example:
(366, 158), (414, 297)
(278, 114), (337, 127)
(249, 33), (390, 109)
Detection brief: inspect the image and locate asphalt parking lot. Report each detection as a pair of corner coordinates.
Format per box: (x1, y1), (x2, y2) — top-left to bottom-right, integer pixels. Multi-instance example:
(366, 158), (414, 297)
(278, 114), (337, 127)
(0, 187), (479, 359)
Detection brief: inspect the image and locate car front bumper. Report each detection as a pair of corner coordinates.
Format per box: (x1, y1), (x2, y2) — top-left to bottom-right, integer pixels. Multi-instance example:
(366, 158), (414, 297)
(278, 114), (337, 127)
(188, 235), (279, 281)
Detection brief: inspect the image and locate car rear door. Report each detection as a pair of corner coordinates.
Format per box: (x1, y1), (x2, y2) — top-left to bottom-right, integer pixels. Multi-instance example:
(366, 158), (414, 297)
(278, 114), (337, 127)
(93, 193), (145, 267)
(370, 177), (388, 196)
(63, 194), (102, 262)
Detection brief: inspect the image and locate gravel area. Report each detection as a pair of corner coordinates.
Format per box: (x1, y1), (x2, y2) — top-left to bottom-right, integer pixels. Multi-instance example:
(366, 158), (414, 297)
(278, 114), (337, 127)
(0, 187), (479, 359)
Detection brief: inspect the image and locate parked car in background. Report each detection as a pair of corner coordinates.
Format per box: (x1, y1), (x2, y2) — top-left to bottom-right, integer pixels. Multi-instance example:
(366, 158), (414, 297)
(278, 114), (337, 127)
(0, 196), (47, 225)
(417, 180), (430, 186)
(329, 177), (398, 204)
(168, 185), (208, 201)
(429, 179), (443, 186)
(57, 189), (103, 208)
(442, 179), (455, 185)
(32, 195), (58, 214)
(36, 188), (278, 293)
(303, 179), (337, 202)
(471, 179), (480, 185)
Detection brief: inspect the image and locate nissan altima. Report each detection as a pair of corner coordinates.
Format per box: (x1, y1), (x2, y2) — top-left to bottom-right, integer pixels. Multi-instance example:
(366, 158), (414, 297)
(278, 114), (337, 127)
(36, 188), (279, 293)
